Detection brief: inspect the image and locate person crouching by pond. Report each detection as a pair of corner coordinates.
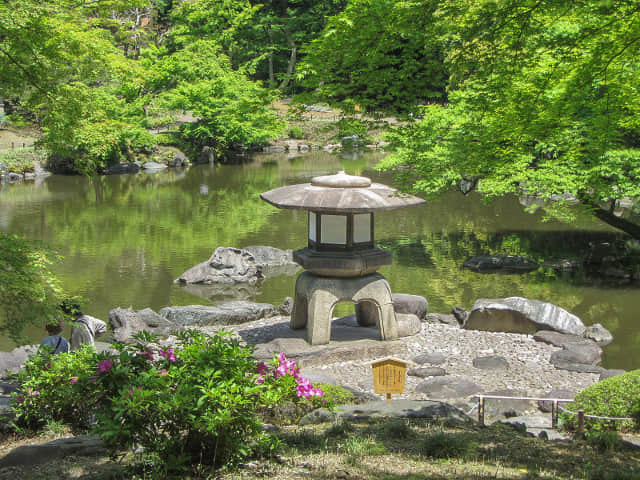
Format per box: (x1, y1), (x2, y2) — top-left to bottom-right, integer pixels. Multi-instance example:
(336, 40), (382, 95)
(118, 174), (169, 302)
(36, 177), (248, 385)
(60, 300), (107, 351)
(39, 317), (70, 355)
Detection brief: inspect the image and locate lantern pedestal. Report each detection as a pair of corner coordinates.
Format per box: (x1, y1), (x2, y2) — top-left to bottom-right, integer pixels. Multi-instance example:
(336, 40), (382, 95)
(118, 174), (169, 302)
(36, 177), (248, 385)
(291, 271), (399, 345)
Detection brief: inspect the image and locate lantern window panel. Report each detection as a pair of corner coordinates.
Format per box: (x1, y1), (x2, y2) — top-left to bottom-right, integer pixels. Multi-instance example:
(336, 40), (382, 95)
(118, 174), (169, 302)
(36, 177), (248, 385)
(353, 213), (372, 243)
(320, 214), (347, 245)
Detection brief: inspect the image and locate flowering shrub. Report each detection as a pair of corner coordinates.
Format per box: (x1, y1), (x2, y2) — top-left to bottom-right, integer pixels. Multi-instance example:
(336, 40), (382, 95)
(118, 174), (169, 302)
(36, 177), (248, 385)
(12, 345), (102, 430)
(254, 353), (326, 424)
(12, 331), (331, 474)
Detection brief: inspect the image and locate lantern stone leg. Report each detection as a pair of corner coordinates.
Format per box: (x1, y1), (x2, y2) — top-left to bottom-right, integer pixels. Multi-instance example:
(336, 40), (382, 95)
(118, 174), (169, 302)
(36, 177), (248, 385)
(291, 271), (399, 345)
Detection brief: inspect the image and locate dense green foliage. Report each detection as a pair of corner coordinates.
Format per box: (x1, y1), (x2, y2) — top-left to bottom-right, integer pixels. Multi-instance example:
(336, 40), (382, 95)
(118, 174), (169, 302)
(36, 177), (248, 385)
(561, 369), (640, 432)
(0, 233), (64, 343)
(299, 0), (447, 113)
(380, 0), (640, 239)
(12, 330), (331, 474)
(0, 0), (289, 173)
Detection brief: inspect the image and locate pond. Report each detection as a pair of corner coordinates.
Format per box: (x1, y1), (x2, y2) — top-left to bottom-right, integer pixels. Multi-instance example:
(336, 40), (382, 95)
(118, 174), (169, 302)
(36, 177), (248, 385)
(1, 150), (638, 370)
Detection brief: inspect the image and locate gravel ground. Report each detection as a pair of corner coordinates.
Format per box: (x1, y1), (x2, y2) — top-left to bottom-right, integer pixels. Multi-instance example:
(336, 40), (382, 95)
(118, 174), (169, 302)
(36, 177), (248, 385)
(208, 317), (601, 404)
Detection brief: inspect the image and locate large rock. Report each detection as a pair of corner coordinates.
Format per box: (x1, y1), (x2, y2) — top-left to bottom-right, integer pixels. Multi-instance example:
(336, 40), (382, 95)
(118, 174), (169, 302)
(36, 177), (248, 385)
(109, 307), (181, 343)
(462, 255), (539, 274)
(472, 355), (509, 370)
(466, 297), (585, 335)
(415, 376), (483, 400)
(142, 161), (167, 171)
(335, 400), (474, 424)
(103, 162), (140, 175)
(0, 435), (106, 467)
(175, 247), (265, 285)
(534, 330), (603, 366)
(243, 245), (300, 277)
(391, 294), (428, 320)
(252, 337), (408, 368)
(549, 344), (603, 366)
(0, 345), (37, 376)
(159, 301), (276, 326)
(583, 323), (614, 346)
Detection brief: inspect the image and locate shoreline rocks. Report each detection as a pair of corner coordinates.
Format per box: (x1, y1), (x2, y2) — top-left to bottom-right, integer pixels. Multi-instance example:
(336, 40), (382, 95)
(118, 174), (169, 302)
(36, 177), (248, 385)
(465, 297), (586, 335)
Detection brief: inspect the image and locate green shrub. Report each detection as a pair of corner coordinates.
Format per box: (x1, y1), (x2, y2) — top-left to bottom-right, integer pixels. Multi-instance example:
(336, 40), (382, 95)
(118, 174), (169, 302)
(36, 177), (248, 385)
(0, 149), (38, 174)
(13, 345), (102, 431)
(584, 430), (621, 452)
(288, 125), (304, 139)
(561, 369), (640, 432)
(14, 331), (327, 475)
(420, 431), (475, 459)
(334, 118), (371, 141)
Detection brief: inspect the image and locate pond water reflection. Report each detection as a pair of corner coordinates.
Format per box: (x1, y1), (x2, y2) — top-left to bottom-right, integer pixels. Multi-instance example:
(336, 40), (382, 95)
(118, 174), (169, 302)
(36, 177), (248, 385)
(1, 150), (638, 370)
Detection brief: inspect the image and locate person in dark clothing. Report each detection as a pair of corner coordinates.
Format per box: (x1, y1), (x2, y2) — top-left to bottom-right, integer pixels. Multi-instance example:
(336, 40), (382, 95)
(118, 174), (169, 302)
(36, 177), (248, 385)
(39, 318), (70, 355)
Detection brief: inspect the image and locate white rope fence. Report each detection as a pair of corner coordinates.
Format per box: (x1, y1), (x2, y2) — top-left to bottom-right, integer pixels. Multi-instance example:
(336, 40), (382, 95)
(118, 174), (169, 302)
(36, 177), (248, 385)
(472, 394), (634, 432)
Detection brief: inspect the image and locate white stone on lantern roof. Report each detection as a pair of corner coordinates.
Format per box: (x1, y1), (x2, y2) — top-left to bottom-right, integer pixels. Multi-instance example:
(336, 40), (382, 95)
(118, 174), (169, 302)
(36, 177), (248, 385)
(260, 171), (425, 213)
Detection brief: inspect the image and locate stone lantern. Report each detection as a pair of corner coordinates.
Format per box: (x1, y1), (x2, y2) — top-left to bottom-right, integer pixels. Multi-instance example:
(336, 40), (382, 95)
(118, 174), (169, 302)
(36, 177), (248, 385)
(260, 171), (424, 345)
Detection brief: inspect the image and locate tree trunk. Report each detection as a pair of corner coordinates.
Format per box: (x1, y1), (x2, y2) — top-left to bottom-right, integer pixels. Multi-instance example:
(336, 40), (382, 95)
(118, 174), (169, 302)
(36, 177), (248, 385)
(267, 26), (275, 88)
(279, 27), (296, 90)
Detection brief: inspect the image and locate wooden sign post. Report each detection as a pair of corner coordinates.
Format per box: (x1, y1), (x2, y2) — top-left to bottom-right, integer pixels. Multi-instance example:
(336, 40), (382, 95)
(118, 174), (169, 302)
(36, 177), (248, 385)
(363, 356), (416, 402)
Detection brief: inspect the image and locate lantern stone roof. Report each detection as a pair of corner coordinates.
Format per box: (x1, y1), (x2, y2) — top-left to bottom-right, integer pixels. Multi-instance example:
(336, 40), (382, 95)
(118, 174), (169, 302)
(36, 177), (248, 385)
(260, 171), (425, 213)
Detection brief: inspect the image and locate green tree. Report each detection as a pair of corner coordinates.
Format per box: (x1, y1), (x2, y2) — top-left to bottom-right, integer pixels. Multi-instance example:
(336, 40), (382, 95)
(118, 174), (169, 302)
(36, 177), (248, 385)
(298, 0), (447, 113)
(150, 40), (284, 152)
(381, 0), (640, 238)
(0, 233), (64, 343)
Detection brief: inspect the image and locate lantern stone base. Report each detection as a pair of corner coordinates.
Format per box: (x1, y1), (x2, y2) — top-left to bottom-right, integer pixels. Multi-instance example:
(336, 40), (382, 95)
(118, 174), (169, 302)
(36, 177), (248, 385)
(291, 271), (399, 345)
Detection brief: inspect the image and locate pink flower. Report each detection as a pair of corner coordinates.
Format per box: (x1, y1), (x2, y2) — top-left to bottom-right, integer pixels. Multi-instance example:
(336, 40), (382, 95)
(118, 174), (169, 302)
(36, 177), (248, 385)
(256, 362), (268, 375)
(159, 369), (168, 376)
(255, 374), (265, 384)
(159, 348), (176, 363)
(274, 353), (299, 378)
(16, 395), (24, 404)
(140, 350), (154, 361)
(97, 359), (113, 374)
(71, 376), (78, 384)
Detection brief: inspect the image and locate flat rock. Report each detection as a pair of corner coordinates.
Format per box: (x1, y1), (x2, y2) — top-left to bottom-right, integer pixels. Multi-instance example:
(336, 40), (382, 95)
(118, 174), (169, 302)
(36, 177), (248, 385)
(142, 161), (167, 171)
(473, 355), (509, 370)
(253, 336), (407, 368)
(551, 361), (604, 374)
(533, 330), (595, 348)
(413, 352), (446, 365)
(336, 400), (474, 424)
(408, 366), (446, 378)
(109, 307), (181, 342)
(466, 297), (585, 335)
(415, 376), (483, 400)
(0, 435), (106, 467)
(159, 301), (276, 326)
(332, 313), (421, 339)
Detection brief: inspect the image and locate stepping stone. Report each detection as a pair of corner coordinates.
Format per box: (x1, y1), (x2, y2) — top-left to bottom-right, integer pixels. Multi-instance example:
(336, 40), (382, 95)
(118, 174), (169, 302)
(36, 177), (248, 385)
(473, 355), (509, 370)
(408, 366), (446, 378)
(415, 376), (482, 399)
(413, 352), (446, 365)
